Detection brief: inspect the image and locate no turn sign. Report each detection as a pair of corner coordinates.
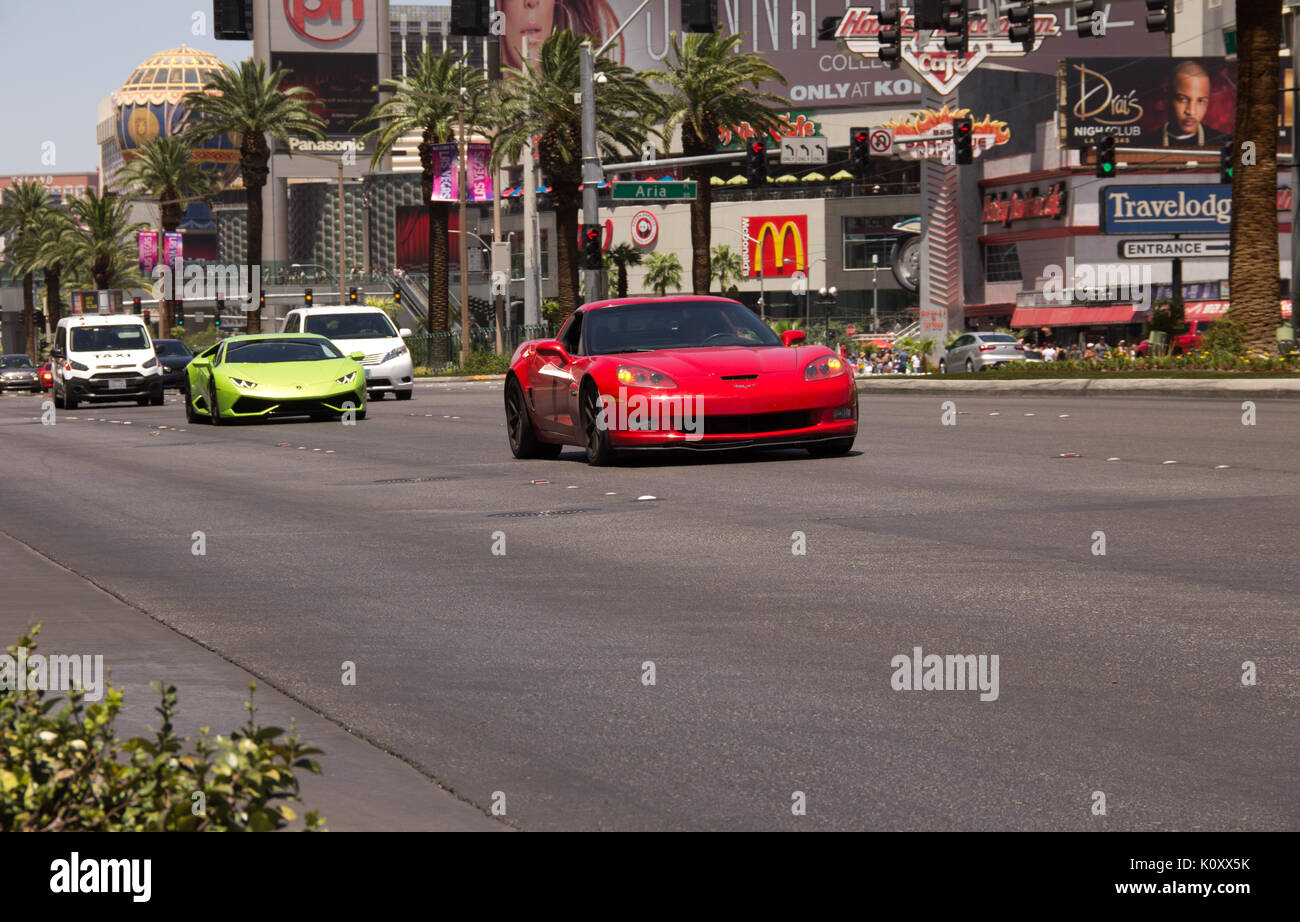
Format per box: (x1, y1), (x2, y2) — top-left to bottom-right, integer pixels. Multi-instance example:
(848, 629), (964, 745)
(869, 127), (893, 155)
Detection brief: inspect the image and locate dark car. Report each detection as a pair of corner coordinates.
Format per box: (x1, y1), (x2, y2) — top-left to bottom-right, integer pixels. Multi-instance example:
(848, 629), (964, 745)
(153, 339), (193, 389)
(0, 354), (41, 393)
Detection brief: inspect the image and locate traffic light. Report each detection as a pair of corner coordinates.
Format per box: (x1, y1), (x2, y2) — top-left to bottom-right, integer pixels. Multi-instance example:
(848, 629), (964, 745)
(850, 128), (872, 177)
(348, 287), (358, 303)
(392, 288), (402, 305)
(1009, 2), (1035, 52)
(143, 310), (151, 325)
(943, 0), (968, 55)
(582, 225), (603, 270)
(213, 0), (252, 40)
(952, 116), (973, 165)
(1220, 140), (1234, 184)
(450, 0), (490, 36)
(878, 7), (901, 68)
(746, 140), (768, 185)
(132, 296), (141, 314)
(1075, 0), (1100, 37)
(304, 288), (313, 306)
(1095, 133), (1117, 178)
(176, 298), (185, 327)
(682, 0), (717, 33)
(1145, 0), (1173, 33)
(258, 291), (266, 312)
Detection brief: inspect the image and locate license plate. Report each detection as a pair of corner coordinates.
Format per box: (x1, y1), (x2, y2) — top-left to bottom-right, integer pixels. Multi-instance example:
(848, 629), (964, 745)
(364, 369), (371, 378)
(107, 379), (126, 390)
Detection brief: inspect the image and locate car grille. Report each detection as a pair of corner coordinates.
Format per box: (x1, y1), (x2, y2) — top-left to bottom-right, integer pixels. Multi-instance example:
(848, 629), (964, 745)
(362, 353), (383, 365)
(91, 372), (139, 380)
(232, 391), (361, 416)
(681, 410), (813, 435)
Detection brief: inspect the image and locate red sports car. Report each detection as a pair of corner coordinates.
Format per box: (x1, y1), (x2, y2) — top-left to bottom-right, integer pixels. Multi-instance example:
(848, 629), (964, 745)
(504, 296), (858, 465)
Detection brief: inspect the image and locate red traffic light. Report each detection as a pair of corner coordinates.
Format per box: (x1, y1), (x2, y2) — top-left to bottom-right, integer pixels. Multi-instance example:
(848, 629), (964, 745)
(956, 121), (971, 135)
(585, 227), (601, 243)
(750, 141), (766, 154)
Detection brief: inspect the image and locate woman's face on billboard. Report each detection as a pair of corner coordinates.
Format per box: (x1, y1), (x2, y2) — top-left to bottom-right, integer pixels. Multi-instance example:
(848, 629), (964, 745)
(503, 0), (557, 69)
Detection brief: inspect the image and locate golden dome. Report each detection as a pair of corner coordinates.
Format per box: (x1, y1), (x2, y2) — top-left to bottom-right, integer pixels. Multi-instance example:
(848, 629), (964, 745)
(115, 45), (226, 106)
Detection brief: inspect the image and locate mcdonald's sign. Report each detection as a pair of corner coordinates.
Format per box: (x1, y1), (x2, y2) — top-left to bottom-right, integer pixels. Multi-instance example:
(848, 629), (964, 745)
(741, 215), (808, 278)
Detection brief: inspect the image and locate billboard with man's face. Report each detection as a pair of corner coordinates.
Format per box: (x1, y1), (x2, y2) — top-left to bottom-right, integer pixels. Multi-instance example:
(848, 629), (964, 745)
(1060, 57), (1237, 149)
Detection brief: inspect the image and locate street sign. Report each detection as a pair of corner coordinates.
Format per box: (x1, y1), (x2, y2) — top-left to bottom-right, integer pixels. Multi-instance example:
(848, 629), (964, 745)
(779, 137), (828, 165)
(1119, 239), (1230, 259)
(868, 127), (893, 155)
(612, 181), (697, 201)
(845, 324), (856, 337)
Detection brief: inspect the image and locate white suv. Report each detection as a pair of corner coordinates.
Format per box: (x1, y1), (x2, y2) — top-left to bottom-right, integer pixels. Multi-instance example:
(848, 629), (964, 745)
(281, 306), (414, 400)
(51, 314), (163, 409)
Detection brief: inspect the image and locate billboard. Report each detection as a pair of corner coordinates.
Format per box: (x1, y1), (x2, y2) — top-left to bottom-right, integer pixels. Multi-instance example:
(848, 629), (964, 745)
(741, 214), (808, 277)
(271, 0), (378, 52)
(1061, 57), (1236, 149)
(429, 143), (495, 202)
(1101, 184), (1292, 235)
(271, 52), (378, 137)
(138, 231), (159, 275)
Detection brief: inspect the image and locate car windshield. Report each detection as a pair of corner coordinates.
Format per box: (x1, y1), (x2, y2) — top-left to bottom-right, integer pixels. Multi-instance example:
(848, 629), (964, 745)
(223, 338), (343, 363)
(70, 325), (151, 352)
(979, 334), (1019, 343)
(583, 301), (782, 354)
(305, 312), (397, 339)
(1, 355), (33, 368)
(154, 340), (191, 357)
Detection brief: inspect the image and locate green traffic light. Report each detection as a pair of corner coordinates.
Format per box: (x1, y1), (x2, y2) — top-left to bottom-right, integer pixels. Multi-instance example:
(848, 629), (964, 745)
(1102, 163), (1113, 174)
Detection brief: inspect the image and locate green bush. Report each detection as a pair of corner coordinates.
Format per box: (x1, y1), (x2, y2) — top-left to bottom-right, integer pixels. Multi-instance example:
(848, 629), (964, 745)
(541, 298), (564, 324)
(1200, 314), (1246, 357)
(0, 627), (325, 831)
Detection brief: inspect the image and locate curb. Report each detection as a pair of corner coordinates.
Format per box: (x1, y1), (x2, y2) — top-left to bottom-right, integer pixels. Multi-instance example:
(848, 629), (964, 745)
(415, 374), (507, 384)
(854, 377), (1300, 399)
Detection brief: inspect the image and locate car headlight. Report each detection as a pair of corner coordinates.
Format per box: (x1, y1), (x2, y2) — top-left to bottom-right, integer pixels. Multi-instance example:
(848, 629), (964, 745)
(337, 371), (357, 385)
(143, 356), (158, 368)
(382, 345), (408, 363)
(66, 360), (89, 372)
(228, 377), (258, 389)
(804, 355), (846, 381)
(616, 365), (676, 388)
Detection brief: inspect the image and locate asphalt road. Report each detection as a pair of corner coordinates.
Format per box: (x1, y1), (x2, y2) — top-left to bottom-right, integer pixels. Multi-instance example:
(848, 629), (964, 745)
(1, 383), (1296, 830)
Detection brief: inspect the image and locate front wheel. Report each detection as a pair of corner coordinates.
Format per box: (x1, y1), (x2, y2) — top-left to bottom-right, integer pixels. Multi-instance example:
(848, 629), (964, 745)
(151, 389), (164, 406)
(580, 383), (615, 466)
(395, 389), (412, 401)
(938, 359), (947, 374)
(184, 386), (199, 423)
(209, 384), (222, 425)
(965, 358), (974, 373)
(505, 377), (561, 459)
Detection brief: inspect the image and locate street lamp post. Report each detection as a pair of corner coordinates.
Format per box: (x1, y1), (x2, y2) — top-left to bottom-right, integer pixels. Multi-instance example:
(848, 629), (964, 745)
(871, 253), (879, 334)
(819, 286), (837, 343)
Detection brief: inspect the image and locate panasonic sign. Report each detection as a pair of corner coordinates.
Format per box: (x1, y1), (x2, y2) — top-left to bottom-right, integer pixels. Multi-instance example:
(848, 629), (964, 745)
(1101, 185), (1234, 235)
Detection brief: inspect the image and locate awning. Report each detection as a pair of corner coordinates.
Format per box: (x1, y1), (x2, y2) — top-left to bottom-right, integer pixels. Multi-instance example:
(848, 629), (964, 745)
(963, 302), (1015, 318)
(1010, 305), (1147, 327)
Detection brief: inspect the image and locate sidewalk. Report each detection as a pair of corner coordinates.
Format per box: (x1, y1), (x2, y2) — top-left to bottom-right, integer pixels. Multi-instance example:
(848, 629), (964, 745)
(0, 532), (504, 832)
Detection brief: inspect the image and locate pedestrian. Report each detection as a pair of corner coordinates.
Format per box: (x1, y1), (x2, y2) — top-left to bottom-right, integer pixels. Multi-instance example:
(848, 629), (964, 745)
(910, 352), (922, 374)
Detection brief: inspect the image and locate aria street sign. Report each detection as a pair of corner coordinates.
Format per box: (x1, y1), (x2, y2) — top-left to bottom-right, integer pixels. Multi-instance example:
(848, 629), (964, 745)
(779, 137), (828, 165)
(612, 181), (697, 201)
(1119, 239), (1231, 259)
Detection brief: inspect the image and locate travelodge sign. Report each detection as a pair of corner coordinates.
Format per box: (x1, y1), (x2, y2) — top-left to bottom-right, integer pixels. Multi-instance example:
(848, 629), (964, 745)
(836, 7), (1061, 95)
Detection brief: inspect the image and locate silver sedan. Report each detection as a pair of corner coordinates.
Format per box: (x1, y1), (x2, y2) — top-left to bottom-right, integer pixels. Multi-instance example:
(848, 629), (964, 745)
(938, 333), (1027, 373)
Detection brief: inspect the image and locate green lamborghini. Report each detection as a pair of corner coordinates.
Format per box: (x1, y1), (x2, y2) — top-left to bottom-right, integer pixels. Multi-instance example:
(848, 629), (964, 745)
(184, 334), (368, 424)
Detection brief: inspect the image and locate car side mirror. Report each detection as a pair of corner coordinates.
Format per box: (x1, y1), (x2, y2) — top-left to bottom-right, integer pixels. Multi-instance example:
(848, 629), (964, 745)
(50, 348), (64, 358)
(190, 356), (210, 368)
(398, 328), (411, 338)
(781, 330), (807, 347)
(349, 351), (365, 362)
(535, 340), (570, 364)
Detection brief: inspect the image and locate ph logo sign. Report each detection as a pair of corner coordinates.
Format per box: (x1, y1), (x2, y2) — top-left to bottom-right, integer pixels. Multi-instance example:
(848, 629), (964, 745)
(285, 0), (365, 43)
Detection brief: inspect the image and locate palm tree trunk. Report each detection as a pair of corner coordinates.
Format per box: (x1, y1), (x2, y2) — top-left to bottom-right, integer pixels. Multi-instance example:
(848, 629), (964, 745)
(1228, 0), (1281, 351)
(45, 265), (62, 332)
(687, 161), (712, 294)
(22, 272), (36, 358)
(159, 201), (182, 336)
(242, 140), (270, 336)
(617, 263), (628, 298)
(552, 180), (580, 320)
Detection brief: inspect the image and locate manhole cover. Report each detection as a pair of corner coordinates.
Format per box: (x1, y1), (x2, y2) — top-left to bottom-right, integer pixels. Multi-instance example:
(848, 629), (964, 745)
(487, 508), (599, 518)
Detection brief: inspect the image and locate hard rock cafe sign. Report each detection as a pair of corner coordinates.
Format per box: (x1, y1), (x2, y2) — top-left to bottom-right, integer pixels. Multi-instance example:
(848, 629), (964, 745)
(880, 106), (1011, 162)
(835, 7), (1061, 95)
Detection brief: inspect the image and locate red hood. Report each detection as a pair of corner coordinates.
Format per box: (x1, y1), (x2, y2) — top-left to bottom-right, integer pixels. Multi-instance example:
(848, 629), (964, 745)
(614, 345), (831, 380)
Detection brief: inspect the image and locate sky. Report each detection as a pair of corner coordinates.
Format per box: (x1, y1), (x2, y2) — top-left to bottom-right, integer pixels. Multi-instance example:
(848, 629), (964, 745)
(0, 1), (256, 175)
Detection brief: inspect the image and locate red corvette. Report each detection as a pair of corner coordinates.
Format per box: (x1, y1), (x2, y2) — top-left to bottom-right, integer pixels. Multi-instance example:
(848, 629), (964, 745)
(504, 296), (858, 465)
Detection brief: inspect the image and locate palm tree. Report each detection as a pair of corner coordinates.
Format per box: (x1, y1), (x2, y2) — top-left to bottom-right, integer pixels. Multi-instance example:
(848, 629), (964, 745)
(642, 251), (682, 297)
(358, 49), (489, 341)
(182, 59), (325, 334)
(709, 244), (743, 294)
(62, 190), (148, 292)
(116, 135), (220, 333)
(494, 30), (664, 319)
(0, 179), (55, 357)
(603, 243), (642, 298)
(659, 31), (788, 294)
(1228, 0), (1282, 351)
(11, 206), (80, 341)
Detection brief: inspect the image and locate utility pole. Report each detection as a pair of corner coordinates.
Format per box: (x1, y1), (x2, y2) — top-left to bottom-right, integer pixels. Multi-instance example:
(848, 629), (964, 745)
(579, 41), (603, 302)
(337, 158), (347, 307)
(1292, 3), (1299, 339)
(458, 66), (470, 365)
